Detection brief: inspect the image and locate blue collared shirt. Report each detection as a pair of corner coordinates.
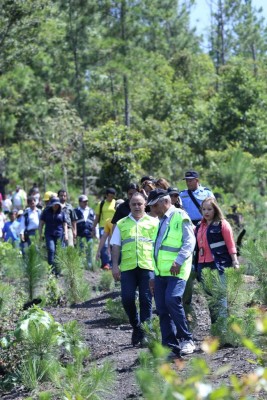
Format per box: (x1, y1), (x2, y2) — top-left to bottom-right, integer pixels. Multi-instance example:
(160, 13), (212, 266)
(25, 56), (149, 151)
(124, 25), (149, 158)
(179, 185), (214, 222)
(154, 205), (195, 266)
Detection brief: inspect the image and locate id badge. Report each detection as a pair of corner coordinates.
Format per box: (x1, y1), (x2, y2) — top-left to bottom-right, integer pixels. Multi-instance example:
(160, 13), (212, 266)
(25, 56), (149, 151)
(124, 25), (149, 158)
(200, 247), (204, 256)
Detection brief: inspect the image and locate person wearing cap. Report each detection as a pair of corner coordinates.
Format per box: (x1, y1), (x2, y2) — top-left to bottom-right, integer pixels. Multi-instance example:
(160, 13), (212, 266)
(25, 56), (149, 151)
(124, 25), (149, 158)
(20, 196), (42, 251)
(111, 183), (139, 225)
(39, 197), (68, 274)
(93, 188), (116, 269)
(179, 171), (214, 226)
(58, 189), (78, 247)
(167, 187), (183, 209)
(2, 210), (20, 246)
(74, 195), (95, 268)
(43, 191), (57, 208)
(147, 189), (196, 357)
(110, 192), (159, 347)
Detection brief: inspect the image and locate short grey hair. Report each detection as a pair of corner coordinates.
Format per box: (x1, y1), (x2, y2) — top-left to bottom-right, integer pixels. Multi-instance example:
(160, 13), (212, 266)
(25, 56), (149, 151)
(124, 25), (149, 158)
(158, 195), (171, 203)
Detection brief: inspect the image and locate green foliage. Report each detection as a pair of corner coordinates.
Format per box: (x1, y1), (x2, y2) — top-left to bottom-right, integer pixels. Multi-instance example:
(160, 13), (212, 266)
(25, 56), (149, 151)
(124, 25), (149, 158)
(201, 267), (256, 346)
(98, 270), (115, 292)
(86, 121), (150, 195)
(56, 246), (91, 305)
(0, 282), (16, 318)
(142, 316), (162, 351)
(137, 316), (267, 399)
(241, 233), (267, 304)
(0, 241), (22, 280)
(55, 348), (115, 400)
(0, 307), (86, 392)
(105, 297), (128, 324)
(22, 242), (49, 301)
(44, 272), (64, 307)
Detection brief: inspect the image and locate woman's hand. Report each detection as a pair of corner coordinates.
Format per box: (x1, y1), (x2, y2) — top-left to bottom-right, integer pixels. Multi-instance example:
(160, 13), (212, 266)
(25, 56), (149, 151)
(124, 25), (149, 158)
(232, 260), (240, 268)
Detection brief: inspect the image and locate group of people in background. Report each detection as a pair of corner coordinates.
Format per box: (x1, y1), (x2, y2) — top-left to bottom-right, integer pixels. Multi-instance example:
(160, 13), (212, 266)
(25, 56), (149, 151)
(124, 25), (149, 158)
(0, 170), (240, 359)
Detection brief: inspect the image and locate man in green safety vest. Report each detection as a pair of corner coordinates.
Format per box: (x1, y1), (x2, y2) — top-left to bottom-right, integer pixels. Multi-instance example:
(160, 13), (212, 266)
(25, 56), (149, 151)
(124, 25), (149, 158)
(147, 189), (196, 358)
(111, 192), (159, 347)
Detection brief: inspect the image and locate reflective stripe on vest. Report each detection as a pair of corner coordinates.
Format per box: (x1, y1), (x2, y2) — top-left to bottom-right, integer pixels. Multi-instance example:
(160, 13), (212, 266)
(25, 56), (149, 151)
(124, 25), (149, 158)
(156, 210), (192, 280)
(117, 215), (158, 271)
(210, 240), (225, 249)
(121, 237), (153, 246)
(159, 245), (181, 252)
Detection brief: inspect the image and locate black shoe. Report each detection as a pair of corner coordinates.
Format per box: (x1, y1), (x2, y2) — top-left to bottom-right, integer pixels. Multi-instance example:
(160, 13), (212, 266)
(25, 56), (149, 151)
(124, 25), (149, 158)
(131, 327), (143, 347)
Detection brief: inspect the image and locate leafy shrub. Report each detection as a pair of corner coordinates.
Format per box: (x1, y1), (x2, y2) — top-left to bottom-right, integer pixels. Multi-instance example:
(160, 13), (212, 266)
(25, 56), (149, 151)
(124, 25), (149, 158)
(136, 316), (267, 400)
(56, 246), (91, 304)
(0, 241), (22, 280)
(201, 267), (256, 346)
(98, 270), (114, 292)
(142, 316), (162, 350)
(54, 348), (115, 400)
(241, 234), (267, 304)
(22, 243), (49, 301)
(105, 297), (128, 324)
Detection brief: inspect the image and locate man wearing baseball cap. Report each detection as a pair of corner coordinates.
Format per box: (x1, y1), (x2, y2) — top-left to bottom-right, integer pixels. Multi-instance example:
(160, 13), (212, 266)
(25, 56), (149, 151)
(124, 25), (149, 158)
(179, 171), (214, 226)
(147, 189), (196, 357)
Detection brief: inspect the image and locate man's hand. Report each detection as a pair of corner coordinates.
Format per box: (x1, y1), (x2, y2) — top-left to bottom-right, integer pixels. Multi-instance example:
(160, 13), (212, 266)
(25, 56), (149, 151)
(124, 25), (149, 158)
(149, 278), (155, 296)
(112, 265), (121, 281)
(170, 261), (181, 276)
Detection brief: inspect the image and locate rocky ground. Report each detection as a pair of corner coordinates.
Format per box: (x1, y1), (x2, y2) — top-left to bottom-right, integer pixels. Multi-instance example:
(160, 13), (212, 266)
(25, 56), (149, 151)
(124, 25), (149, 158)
(1, 270), (264, 400)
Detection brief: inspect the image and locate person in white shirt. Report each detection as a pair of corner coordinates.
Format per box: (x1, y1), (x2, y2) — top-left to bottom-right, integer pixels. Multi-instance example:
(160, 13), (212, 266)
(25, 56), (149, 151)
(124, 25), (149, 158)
(20, 196), (41, 251)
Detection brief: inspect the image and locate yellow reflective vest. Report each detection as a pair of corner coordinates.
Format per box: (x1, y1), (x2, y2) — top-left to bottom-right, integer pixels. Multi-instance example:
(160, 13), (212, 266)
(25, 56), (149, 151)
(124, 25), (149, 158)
(155, 210), (192, 280)
(117, 214), (159, 272)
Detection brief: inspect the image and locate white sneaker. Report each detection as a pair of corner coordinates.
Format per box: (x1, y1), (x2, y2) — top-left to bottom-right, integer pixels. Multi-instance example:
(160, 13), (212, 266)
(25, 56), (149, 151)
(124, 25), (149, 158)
(180, 339), (196, 354)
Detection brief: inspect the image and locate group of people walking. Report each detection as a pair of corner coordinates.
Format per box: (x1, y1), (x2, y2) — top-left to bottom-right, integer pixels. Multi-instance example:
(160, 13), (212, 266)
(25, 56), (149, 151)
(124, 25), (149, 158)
(108, 171), (239, 358)
(0, 170), (240, 358)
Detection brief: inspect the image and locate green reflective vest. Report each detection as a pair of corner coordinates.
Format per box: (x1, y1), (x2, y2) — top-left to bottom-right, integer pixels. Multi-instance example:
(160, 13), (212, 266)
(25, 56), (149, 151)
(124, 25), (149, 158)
(117, 214), (159, 272)
(155, 211), (192, 280)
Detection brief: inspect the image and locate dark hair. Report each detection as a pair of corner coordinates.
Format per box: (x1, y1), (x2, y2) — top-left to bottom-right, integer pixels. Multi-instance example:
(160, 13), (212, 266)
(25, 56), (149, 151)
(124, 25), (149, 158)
(106, 187), (116, 195)
(58, 189), (67, 196)
(126, 183), (139, 192)
(27, 196), (35, 203)
(140, 175), (154, 184)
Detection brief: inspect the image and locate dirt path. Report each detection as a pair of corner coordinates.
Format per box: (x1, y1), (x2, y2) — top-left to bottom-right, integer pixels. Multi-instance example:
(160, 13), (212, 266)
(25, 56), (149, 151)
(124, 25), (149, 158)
(1, 271), (260, 400)
(47, 272), (258, 400)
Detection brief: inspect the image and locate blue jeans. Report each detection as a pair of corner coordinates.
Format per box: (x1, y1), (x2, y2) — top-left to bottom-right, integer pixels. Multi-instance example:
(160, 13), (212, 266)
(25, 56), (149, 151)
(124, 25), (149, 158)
(121, 267), (154, 329)
(154, 276), (193, 353)
(99, 227), (111, 267)
(45, 235), (61, 272)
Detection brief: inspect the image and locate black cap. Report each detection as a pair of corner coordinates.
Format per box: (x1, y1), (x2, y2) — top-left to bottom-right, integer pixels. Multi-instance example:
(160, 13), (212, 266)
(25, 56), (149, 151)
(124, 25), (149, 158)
(147, 189), (167, 206)
(183, 171), (199, 180)
(49, 197), (62, 207)
(167, 187), (180, 195)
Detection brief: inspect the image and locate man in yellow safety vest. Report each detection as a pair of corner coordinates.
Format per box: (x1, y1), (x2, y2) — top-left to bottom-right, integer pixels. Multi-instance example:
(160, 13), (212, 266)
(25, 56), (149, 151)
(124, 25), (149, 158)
(111, 192), (158, 346)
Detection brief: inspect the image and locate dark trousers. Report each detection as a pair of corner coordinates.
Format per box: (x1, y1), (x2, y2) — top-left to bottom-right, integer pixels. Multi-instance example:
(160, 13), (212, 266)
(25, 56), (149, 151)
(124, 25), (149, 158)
(45, 234), (61, 271)
(99, 227), (111, 267)
(154, 276), (193, 354)
(120, 267), (154, 329)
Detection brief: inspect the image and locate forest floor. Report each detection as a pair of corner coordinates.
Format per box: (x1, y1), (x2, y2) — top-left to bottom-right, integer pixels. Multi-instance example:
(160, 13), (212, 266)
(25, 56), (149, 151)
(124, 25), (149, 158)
(1, 270), (264, 400)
